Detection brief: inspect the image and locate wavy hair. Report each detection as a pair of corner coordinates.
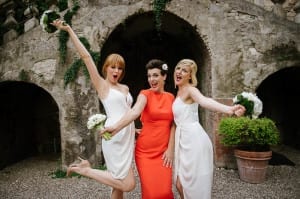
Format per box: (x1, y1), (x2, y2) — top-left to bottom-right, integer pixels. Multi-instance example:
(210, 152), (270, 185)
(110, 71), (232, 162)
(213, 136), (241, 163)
(175, 59), (198, 86)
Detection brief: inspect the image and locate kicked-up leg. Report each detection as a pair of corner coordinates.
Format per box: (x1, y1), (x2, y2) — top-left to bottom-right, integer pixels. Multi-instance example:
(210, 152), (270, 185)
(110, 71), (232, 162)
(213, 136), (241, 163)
(66, 157), (136, 192)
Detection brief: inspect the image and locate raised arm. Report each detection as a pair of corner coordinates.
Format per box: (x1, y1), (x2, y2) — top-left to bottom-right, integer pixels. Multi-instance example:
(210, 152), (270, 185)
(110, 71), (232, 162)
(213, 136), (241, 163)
(51, 20), (106, 95)
(189, 87), (244, 115)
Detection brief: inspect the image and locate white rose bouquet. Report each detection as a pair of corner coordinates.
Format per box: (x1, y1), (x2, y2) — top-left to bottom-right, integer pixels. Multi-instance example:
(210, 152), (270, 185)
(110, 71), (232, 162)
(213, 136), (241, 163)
(233, 92), (263, 119)
(87, 114), (112, 141)
(40, 10), (61, 33)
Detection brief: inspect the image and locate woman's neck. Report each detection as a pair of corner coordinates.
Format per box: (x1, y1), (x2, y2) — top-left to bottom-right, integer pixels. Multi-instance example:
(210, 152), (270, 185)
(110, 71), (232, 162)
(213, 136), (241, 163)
(106, 79), (118, 87)
(177, 83), (189, 91)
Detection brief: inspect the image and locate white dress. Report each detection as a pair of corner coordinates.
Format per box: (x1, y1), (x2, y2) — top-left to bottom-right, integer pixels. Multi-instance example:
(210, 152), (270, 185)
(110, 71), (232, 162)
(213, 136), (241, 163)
(172, 97), (213, 199)
(101, 88), (135, 179)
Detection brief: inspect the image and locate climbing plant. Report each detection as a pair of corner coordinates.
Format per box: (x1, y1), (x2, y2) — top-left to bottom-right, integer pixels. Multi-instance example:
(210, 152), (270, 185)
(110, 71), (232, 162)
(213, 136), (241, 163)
(63, 37), (100, 87)
(19, 69), (29, 81)
(59, 0), (80, 64)
(53, 0), (99, 87)
(57, 0), (69, 12)
(153, 0), (172, 32)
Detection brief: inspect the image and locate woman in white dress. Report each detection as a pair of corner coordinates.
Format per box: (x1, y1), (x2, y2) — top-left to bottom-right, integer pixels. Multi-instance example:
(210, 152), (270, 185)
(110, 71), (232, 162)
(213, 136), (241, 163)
(172, 59), (245, 199)
(52, 20), (135, 199)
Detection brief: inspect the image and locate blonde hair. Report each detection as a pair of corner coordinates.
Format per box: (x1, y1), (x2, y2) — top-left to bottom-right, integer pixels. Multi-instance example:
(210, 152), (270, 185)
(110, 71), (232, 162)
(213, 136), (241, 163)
(101, 53), (126, 81)
(176, 59), (198, 86)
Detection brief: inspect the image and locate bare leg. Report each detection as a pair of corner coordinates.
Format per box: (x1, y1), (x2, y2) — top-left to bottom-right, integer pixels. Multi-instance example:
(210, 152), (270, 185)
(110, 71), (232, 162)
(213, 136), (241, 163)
(111, 188), (123, 199)
(176, 176), (184, 199)
(67, 158), (136, 192)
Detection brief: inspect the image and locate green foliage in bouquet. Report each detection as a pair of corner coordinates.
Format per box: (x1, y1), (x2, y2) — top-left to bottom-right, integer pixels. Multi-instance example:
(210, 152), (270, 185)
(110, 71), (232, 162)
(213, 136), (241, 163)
(234, 94), (254, 117)
(233, 92), (262, 119)
(40, 10), (61, 33)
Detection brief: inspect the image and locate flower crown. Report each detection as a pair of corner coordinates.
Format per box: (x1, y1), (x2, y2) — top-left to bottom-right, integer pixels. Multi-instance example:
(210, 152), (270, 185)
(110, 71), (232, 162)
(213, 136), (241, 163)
(162, 64), (168, 71)
(233, 92), (263, 119)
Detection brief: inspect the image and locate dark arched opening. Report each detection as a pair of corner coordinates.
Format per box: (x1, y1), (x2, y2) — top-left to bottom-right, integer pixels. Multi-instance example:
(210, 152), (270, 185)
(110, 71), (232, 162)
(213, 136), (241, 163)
(98, 11), (211, 129)
(0, 81), (61, 169)
(99, 11), (211, 100)
(257, 66), (300, 150)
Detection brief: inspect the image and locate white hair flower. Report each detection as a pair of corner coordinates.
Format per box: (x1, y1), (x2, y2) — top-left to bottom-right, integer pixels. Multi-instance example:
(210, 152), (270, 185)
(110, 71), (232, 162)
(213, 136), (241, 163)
(162, 64), (168, 71)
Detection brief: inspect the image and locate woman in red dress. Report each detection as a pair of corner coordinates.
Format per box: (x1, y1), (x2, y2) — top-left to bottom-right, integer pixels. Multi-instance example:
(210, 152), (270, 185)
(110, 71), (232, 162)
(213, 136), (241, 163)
(104, 59), (175, 199)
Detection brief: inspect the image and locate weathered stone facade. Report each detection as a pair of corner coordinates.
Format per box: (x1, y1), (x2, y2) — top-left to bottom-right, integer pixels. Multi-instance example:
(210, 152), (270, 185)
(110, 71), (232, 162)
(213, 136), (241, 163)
(0, 0), (299, 169)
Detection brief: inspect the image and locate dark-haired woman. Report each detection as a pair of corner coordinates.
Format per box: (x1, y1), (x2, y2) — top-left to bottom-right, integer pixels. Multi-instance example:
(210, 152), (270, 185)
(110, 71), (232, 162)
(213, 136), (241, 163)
(104, 59), (175, 199)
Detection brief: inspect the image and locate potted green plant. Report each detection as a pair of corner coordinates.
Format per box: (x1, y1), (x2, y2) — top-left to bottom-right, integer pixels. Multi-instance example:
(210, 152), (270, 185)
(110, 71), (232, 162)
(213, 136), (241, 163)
(218, 92), (280, 183)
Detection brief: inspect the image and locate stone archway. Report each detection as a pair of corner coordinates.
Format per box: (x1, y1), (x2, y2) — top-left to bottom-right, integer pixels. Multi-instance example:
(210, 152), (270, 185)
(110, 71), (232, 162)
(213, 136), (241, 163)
(257, 66), (300, 150)
(100, 11), (211, 97)
(99, 11), (211, 128)
(0, 81), (60, 169)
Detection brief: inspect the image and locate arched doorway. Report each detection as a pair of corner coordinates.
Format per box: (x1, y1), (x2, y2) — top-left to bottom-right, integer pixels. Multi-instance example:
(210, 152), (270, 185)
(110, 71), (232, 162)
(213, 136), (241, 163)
(99, 11), (211, 100)
(257, 66), (300, 150)
(0, 81), (61, 169)
(99, 11), (211, 129)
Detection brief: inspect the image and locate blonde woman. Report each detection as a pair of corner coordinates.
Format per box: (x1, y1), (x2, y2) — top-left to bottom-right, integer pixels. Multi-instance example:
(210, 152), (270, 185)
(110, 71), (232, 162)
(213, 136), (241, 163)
(172, 59), (245, 199)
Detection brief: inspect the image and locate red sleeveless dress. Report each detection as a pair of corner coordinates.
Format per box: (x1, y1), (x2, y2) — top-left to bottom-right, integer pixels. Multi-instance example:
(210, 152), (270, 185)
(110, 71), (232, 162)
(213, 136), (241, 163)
(135, 89), (174, 199)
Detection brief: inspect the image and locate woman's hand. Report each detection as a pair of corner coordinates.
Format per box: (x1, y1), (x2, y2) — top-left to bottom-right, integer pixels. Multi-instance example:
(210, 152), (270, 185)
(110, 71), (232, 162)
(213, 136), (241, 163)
(233, 104), (246, 117)
(100, 126), (117, 138)
(162, 147), (174, 168)
(51, 19), (70, 31)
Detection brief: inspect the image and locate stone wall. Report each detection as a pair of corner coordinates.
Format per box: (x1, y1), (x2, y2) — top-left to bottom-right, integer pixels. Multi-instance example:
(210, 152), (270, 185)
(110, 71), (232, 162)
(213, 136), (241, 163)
(0, 0), (299, 168)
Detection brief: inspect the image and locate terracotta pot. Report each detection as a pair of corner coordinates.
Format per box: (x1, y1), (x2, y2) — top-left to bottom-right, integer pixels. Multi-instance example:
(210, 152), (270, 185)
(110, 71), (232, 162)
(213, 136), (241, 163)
(234, 149), (272, 183)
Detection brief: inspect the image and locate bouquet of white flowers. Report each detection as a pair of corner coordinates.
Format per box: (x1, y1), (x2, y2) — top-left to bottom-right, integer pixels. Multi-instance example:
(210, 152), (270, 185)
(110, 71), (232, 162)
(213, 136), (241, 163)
(40, 10), (61, 33)
(87, 114), (112, 141)
(233, 92), (263, 119)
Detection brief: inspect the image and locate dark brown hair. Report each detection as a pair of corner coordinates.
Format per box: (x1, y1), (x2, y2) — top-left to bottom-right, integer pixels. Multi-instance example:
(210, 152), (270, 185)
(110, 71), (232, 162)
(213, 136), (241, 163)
(145, 59), (168, 76)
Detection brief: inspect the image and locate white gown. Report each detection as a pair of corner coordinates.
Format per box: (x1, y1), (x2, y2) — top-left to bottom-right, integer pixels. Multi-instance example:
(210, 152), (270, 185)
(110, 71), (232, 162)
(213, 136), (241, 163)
(172, 97), (213, 199)
(101, 88), (135, 179)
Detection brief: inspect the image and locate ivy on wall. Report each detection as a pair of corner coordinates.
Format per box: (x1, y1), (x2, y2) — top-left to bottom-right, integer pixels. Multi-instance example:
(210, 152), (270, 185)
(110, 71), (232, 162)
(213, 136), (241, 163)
(63, 37), (100, 87)
(153, 0), (172, 32)
(59, 1), (80, 64)
(64, 0), (174, 86)
(19, 69), (29, 81)
(1, 0), (173, 87)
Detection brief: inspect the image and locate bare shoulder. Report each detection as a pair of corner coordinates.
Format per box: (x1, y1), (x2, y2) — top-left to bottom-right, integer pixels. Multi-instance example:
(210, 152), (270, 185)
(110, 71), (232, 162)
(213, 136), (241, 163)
(188, 86), (205, 101)
(118, 83), (130, 93)
(187, 85), (200, 94)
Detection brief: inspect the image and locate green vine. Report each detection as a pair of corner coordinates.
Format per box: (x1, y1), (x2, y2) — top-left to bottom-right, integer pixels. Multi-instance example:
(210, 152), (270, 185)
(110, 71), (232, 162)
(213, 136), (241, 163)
(153, 0), (171, 32)
(64, 37), (100, 87)
(57, 0), (69, 12)
(58, 0), (80, 64)
(19, 69), (29, 81)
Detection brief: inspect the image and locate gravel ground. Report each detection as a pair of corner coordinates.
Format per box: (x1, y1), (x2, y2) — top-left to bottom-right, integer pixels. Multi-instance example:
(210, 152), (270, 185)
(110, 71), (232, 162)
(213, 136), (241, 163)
(0, 145), (299, 199)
